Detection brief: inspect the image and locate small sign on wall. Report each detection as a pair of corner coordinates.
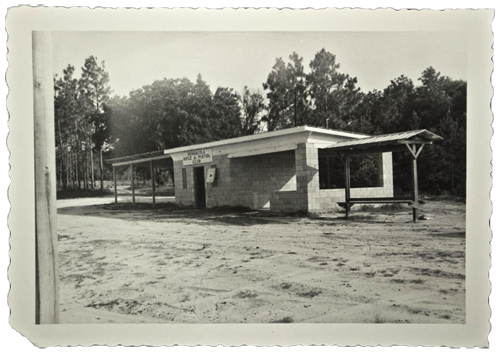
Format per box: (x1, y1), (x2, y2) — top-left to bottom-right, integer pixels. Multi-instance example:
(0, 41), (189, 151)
(206, 167), (216, 184)
(182, 148), (213, 165)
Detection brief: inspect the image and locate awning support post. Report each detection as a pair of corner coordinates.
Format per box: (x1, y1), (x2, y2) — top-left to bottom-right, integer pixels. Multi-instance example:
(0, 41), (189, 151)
(113, 165), (117, 204)
(150, 160), (156, 209)
(344, 154), (351, 219)
(131, 163), (135, 205)
(411, 144), (419, 222)
(326, 156), (331, 189)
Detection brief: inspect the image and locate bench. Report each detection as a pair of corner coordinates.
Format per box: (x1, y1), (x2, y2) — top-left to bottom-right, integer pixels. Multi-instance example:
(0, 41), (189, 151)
(338, 197), (425, 220)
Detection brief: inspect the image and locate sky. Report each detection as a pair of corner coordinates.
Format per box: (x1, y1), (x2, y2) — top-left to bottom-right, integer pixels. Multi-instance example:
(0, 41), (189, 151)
(52, 31), (467, 97)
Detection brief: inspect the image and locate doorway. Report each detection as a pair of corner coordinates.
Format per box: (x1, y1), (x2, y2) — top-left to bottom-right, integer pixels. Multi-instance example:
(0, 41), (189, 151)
(193, 166), (206, 209)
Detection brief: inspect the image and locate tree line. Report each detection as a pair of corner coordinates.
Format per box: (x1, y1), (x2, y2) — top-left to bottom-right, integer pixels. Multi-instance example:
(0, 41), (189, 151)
(54, 56), (111, 192)
(54, 48), (466, 196)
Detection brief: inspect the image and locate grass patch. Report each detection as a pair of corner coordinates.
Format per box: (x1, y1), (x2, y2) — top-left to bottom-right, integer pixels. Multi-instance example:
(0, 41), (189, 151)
(427, 194), (466, 203)
(234, 290), (258, 299)
(211, 205), (253, 213)
(297, 288), (322, 298)
(100, 202), (180, 211)
(410, 267), (465, 280)
(280, 282), (292, 290)
(358, 204), (375, 212)
(278, 209), (320, 218)
(86, 299), (120, 309)
(380, 203), (406, 211)
(272, 316), (294, 323)
(357, 203), (406, 213)
(57, 188), (112, 199)
(439, 288), (459, 294)
(128, 187), (175, 197)
(291, 209), (309, 217)
(373, 311), (386, 324)
(61, 273), (96, 288)
(347, 214), (376, 221)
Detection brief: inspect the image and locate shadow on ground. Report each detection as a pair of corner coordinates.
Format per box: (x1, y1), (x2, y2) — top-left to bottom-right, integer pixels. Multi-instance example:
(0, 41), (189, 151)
(57, 202), (308, 227)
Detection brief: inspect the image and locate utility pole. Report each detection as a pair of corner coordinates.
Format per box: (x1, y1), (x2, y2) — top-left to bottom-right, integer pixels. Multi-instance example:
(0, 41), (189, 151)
(33, 31), (59, 324)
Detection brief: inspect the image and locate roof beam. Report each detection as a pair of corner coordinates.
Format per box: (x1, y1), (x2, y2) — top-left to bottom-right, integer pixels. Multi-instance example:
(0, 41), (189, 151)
(320, 145), (408, 156)
(109, 154), (173, 167)
(227, 144), (296, 159)
(397, 139), (433, 145)
(404, 143), (417, 158)
(404, 143), (426, 159)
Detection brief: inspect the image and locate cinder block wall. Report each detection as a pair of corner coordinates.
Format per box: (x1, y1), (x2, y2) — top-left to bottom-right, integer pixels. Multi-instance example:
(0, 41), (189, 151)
(271, 143), (317, 212)
(297, 143), (321, 211)
(174, 146), (394, 212)
(315, 152), (394, 211)
(173, 160), (195, 206)
(272, 147), (394, 213)
(205, 154), (232, 207)
(175, 151), (297, 209)
(226, 150), (296, 209)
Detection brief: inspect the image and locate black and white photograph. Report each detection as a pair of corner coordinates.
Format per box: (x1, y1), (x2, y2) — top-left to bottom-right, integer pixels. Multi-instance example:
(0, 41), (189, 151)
(6, 6), (493, 347)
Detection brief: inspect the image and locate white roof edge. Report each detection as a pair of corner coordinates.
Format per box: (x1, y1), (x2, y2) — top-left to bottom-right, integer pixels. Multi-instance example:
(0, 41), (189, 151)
(305, 126), (370, 139)
(163, 125), (367, 155)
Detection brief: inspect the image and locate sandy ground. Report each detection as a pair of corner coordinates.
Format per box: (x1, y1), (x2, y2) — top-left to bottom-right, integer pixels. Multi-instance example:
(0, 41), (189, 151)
(57, 198), (465, 324)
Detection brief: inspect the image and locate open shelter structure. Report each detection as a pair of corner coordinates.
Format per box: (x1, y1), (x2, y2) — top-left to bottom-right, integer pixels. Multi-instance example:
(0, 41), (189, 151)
(320, 129), (444, 221)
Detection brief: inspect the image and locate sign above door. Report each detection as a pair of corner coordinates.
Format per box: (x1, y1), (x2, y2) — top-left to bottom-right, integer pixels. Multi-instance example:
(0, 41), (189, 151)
(182, 148), (213, 166)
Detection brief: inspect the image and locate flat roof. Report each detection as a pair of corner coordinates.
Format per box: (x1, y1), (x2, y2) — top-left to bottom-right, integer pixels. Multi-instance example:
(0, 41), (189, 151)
(107, 125), (370, 165)
(162, 125), (369, 156)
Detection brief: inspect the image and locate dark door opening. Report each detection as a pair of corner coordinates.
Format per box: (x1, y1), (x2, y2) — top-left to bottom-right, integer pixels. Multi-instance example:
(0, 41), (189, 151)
(194, 166), (206, 209)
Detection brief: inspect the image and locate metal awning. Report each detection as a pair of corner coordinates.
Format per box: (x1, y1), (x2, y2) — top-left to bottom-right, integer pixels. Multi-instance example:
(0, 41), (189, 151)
(321, 129), (443, 155)
(106, 150), (173, 167)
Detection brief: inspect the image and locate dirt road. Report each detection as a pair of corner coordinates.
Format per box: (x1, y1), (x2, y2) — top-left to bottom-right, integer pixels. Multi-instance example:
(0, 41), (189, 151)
(57, 199), (465, 324)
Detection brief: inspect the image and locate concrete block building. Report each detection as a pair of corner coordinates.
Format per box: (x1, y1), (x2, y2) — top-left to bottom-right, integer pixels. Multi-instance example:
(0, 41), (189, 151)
(109, 126), (396, 212)
(170, 126), (394, 212)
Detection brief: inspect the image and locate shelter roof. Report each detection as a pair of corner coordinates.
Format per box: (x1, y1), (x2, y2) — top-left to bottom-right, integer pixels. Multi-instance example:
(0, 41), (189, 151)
(106, 150), (164, 164)
(321, 129), (443, 154)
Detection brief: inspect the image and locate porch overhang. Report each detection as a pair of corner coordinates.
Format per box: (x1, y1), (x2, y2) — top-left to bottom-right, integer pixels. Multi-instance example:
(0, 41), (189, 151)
(106, 150), (173, 168)
(320, 129), (443, 156)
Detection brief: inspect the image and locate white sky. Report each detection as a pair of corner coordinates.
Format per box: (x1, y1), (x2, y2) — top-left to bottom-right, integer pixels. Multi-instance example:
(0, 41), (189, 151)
(52, 31), (467, 97)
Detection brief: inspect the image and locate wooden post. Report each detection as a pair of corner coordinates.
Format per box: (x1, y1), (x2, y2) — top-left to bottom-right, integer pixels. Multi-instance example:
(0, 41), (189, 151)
(33, 31), (59, 324)
(113, 165), (117, 204)
(326, 156), (331, 188)
(131, 163), (135, 205)
(150, 160), (156, 209)
(411, 145), (419, 222)
(75, 121), (80, 190)
(344, 154), (351, 218)
(99, 149), (104, 192)
(90, 148), (95, 189)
